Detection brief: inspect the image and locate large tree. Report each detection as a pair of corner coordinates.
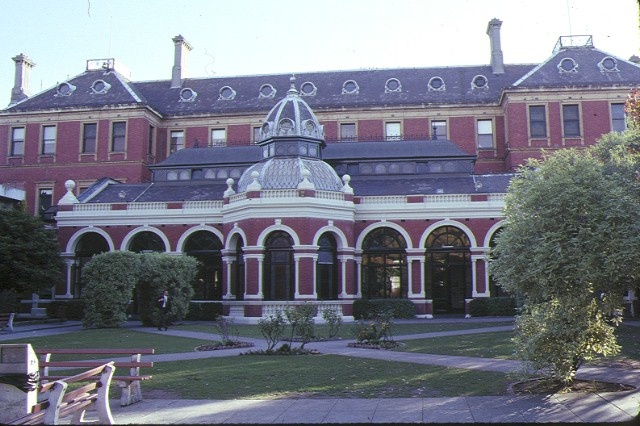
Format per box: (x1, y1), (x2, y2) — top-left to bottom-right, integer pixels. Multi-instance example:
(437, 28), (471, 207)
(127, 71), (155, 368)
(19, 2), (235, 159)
(490, 130), (640, 384)
(0, 208), (64, 309)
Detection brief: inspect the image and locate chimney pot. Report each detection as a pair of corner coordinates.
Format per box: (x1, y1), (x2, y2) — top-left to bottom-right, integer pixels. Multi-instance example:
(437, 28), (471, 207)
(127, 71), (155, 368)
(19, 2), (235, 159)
(486, 18), (505, 75)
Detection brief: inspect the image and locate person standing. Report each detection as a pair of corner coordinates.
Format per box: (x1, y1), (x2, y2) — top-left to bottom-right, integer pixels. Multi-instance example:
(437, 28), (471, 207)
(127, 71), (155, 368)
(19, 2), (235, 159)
(156, 290), (170, 330)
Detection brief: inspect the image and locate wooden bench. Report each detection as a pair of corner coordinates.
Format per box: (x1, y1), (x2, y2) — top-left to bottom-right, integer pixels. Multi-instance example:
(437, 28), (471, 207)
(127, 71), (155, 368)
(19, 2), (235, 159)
(9, 362), (115, 425)
(0, 312), (15, 332)
(35, 348), (154, 406)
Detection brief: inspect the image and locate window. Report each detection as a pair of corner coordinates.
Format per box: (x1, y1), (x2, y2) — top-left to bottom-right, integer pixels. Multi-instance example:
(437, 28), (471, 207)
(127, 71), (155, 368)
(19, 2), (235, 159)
(529, 105), (547, 138)
(10, 127), (25, 156)
(477, 119), (493, 149)
(210, 128), (227, 147)
(340, 123), (356, 141)
(253, 126), (261, 144)
(111, 122), (126, 152)
(148, 125), (155, 155)
(611, 103), (626, 132)
(562, 104), (580, 137)
(431, 120), (447, 140)
(82, 123), (97, 154)
(41, 125), (56, 155)
(38, 188), (52, 217)
(170, 130), (184, 153)
(385, 122), (401, 141)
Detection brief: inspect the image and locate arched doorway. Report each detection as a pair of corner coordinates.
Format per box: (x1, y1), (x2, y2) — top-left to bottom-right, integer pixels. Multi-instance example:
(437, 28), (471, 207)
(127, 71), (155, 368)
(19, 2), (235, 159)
(73, 232), (109, 297)
(233, 238), (245, 300)
(263, 231), (294, 300)
(361, 227), (408, 299)
(128, 231), (166, 253)
(184, 231), (223, 300)
(317, 233), (338, 300)
(425, 226), (471, 314)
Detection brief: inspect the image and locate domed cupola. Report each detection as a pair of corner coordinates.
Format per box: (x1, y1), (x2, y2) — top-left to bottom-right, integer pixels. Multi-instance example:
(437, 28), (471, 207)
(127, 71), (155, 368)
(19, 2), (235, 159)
(237, 76), (343, 192)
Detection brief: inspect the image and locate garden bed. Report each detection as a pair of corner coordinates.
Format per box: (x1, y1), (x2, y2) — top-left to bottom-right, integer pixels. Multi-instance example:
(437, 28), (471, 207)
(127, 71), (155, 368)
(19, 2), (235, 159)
(194, 341), (254, 351)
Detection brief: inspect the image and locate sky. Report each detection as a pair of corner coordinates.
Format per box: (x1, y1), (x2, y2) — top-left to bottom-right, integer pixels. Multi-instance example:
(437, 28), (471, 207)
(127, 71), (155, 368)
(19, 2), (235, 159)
(1, 0), (639, 107)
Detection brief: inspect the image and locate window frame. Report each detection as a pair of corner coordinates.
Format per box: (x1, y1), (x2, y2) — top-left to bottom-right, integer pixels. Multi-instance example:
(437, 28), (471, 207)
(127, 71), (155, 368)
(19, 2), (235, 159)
(41, 125), (56, 155)
(210, 128), (227, 147)
(430, 120), (448, 140)
(10, 127), (25, 156)
(147, 125), (155, 155)
(562, 104), (581, 138)
(611, 103), (626, 132)
(528, 105), (547, 138)
(339, 123), (357, 142)
(111, 121), (126, 152)
(37, 187), (53, 217)
(385, 121), (402, 141)
(169, 129), (185, 153)
(477, 119), (494, 149)
(82, 123), (97, 154)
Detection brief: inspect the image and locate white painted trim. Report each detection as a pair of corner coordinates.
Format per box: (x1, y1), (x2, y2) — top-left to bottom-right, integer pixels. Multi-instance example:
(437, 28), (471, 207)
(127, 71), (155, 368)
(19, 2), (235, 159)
(65, 226), (115, 253)
(120, 226), (171, 252)
(175, 224), (224, 253)
(419, 219), (478, 249)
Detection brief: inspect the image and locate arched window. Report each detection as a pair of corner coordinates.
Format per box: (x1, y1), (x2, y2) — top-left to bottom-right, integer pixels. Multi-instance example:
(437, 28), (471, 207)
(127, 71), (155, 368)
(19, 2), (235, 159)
(184, 231), (223, 300)
(128, 231), (165, 253)
(425, 226), (471, 314)
(317, 233), (338, 300)
(263, 231), (294, 301)
(73, 232), (109, 297)
(362, 227), (407, 299)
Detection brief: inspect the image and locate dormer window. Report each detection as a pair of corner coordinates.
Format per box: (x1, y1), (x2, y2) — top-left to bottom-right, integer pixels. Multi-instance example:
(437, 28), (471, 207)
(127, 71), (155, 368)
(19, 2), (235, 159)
(259, 84), (276, 99)
(277, 119), (295, 135)
(90, 80), (111, 94)
(179, 87), (197, 102)
(219, 86), (236, 100)
(300, 81), (317, 96)
(599, 56), (619, 72)
(342, 80), (359, 95)
(558, 58), (578, 73)
(55, 82), (76, 97)
(428, 76), (445, 91)
(385, 78), (402, 93)
(472, 75), (488, 89)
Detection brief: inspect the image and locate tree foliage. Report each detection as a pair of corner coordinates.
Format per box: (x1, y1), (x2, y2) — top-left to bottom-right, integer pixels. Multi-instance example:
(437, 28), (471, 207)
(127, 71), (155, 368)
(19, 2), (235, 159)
(82, 251), (140, 328)
(0, 209), (65, 301)
(490, 132), (640, 383)
(136, 252), (197, 327)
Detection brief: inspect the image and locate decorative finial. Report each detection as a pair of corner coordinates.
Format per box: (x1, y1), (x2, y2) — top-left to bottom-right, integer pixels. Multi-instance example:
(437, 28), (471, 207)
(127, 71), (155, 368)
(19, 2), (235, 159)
(246, 170), (262, 191)
(342, 174), (353, 194)
(297, 168), (315, 190)
(58, 180), (79, 205)
(224, 178), (236, 197)
(288, 74), (298, 95)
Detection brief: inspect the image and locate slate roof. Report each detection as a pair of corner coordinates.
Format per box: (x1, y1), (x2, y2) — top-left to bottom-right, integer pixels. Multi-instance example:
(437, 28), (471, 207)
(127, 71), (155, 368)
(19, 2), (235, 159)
(85, 181), (228, 203)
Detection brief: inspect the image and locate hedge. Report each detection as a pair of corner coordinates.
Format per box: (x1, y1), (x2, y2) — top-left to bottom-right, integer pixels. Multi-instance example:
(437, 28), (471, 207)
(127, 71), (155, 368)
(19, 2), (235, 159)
(353, 299), (416, 320)
(185, 302), (223, 320)
(46, 300), (86, 320)
(468, 297), (516, 317)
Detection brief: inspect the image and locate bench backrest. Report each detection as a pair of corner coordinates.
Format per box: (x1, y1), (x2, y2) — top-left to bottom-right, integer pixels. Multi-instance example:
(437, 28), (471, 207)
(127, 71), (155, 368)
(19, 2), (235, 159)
(35, 348), (154, 378)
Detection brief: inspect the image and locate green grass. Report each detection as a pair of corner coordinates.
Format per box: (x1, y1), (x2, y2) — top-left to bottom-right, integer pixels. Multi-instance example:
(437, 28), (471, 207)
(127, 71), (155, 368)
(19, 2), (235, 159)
(396, 331), (516, 359)
(146, 354), (511, 399)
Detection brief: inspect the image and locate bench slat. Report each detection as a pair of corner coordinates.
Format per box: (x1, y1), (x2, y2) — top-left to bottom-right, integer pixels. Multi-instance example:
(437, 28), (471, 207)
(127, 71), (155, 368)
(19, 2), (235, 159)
(41, 361), (153, 368)
(42, 375), (152, 382)
(35, 348), (155, 355)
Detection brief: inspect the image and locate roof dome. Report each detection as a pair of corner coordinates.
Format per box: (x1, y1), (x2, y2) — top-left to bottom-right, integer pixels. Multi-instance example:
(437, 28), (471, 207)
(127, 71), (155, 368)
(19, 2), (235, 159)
(237, 157), (342, 192)
(258, 76), (324, 142)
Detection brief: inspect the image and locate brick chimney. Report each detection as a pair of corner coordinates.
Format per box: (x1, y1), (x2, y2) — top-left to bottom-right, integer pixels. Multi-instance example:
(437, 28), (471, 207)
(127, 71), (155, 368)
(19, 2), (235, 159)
(10, 53), (35, 105)
(171, 35), (192, 88)
(486, 18), (505, 75)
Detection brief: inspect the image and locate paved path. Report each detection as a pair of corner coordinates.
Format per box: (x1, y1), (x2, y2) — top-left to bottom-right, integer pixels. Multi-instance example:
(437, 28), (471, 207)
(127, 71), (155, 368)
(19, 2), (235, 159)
(1, 319), (639, 424)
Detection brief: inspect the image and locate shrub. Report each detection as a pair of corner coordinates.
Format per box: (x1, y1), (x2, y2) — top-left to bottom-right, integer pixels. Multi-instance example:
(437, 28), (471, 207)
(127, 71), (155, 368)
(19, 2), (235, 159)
(0, 289), (20, 312)
(258, 311), (286, 351)
(46, 300), (85, 320)
(468, 297), (517, 317)
(353, 299), (416, 320)
(321, 307), (343, 339)
(185, 302), (222, 320)
(214, 317), (239, 346)
(82, 251), (140, 328)
(284, 303), (317, 349)
(352, 309), (394, 345)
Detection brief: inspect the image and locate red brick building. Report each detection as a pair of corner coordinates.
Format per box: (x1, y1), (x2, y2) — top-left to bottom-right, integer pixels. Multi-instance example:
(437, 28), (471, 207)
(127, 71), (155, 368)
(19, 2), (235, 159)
(2, 21), (638, 319)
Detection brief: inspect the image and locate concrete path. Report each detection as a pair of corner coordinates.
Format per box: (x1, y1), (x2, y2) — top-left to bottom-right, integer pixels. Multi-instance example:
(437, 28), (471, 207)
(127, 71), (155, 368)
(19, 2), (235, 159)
(1, 319), (639, 424)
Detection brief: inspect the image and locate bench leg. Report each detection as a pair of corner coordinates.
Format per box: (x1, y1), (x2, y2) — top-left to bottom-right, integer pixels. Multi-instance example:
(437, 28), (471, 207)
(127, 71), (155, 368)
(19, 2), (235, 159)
(118, 381), (142, 407)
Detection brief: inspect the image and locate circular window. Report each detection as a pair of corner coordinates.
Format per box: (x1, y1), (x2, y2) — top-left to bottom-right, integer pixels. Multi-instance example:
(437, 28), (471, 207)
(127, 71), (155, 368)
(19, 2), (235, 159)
(304, 120), (316, 134)
(472, 75), (488, 89)
(179, 88), (197, 102)
(600, 56), (618, 72)
(219, 86), (236, 100)
(90, 80), (111, 94)
(428, 76), (445, 91)
(342, 80), (359, 94)
(259, 84), (276, 98)
(56, 82), (76, 96)
(300, 82), (317, 96)
(278, 119), (294, 135)
(558, 58), (577, 73)
(385, 78), (401, 92)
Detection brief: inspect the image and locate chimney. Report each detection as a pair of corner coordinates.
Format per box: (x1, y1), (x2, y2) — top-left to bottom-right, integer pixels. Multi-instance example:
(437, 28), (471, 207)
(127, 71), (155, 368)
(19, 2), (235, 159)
(10, 53), (35, 105)
(171, 35), (192, 88)
(486, 18), (505, 75)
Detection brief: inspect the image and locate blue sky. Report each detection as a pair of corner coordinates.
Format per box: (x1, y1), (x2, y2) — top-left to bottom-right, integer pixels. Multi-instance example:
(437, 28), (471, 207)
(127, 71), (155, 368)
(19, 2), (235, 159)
(1, 0), (638, 107)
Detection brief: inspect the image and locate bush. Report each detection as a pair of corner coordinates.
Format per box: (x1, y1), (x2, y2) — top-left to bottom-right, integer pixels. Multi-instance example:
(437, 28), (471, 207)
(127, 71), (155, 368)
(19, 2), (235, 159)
(185, 302), (222, 320)
(46, 300), (85, 320)
(0, 289), (20, 312)
(82, 251), (140, 328)
(321, 308), (343, 339)
(284, 303), (317, 349)
(258, 311), (286, 351)
(352, 309), (395, 346)
(469, 297), (516, 317)
(353, 299), (416, 320)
